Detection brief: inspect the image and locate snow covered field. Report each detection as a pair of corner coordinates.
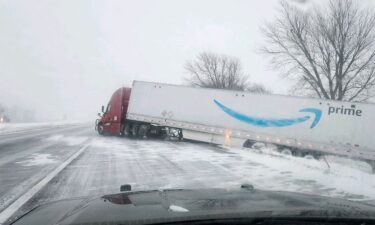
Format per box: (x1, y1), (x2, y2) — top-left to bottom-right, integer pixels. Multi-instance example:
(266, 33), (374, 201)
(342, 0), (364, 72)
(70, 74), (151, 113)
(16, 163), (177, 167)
(1, 123), (375, 224)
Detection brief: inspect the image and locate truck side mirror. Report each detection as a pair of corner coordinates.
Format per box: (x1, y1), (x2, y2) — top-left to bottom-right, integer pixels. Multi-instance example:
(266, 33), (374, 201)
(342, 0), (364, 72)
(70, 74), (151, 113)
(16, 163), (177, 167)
(101, 105), (105, 113)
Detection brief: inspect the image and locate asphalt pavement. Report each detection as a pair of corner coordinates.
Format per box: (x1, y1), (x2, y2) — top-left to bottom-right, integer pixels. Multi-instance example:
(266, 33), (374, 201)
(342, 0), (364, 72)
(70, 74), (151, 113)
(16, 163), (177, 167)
(1, 123), (375, 224)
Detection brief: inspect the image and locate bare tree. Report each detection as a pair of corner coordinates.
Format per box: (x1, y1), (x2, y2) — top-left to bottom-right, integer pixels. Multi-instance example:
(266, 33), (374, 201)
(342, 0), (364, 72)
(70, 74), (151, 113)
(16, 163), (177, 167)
(247, 83), (272, 94)
(185, 52), (250, 91)
(261, 0), (375, 102)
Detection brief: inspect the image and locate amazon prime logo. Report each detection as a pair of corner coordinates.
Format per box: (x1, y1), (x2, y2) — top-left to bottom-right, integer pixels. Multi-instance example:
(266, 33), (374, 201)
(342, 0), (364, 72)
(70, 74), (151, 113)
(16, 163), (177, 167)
(328, 104), (362, 117)
(213, 99), (322, 129)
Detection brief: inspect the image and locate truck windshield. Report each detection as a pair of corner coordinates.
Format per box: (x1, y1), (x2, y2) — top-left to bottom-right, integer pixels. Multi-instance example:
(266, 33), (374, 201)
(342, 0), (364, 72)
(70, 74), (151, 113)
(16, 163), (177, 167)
(1, 0), (375, 224)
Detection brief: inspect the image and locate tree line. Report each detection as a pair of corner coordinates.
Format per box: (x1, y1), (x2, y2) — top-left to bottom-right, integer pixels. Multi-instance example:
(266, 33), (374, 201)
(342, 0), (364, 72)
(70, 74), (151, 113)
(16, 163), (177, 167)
(185, 0), (375, 102)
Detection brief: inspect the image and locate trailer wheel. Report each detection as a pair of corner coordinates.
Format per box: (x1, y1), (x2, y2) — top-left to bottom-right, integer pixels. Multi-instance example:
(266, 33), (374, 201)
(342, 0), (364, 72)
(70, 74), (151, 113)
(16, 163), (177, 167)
(303, 154), (315, 160)
(281, 149), (292, 156)
(177, 129), (183, 140)
(98, 124), (104, 135)
(243, 140), (255, 148)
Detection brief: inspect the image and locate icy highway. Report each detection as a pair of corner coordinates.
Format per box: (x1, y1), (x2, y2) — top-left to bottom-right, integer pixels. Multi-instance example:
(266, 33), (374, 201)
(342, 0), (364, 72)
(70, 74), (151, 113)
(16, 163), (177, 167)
(1, 123), (375, 224)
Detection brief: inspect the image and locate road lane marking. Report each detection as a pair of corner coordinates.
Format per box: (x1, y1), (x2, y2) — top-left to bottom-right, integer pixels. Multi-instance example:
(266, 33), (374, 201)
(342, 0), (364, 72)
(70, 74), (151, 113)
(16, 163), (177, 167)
(0, 142), (91, 224)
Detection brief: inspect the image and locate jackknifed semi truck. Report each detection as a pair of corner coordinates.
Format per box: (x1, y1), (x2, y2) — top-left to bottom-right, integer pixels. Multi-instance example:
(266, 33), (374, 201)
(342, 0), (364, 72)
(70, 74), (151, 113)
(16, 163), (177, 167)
(96, 81), (375, 169)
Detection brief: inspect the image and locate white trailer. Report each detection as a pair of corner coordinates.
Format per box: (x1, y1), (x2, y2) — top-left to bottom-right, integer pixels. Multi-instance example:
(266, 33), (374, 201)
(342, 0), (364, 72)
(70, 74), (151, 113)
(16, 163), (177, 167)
(126, 81), (375, 166)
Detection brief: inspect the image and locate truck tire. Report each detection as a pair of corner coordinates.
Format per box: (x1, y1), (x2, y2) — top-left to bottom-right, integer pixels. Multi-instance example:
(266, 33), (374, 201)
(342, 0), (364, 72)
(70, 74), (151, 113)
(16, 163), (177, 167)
(303, 154), (315, 160)
(123, 124), (131, 137)
(177, 129), (183, 140)
(138, 124), (149, 139)
(281, 148), (292, 156)
(98, 124), (104, 135)
(131, 124), (138, 137)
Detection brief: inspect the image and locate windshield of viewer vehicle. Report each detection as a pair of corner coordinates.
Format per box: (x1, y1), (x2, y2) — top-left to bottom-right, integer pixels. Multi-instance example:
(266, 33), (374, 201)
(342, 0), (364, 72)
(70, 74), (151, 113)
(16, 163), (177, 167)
(1, 0), (375, 225)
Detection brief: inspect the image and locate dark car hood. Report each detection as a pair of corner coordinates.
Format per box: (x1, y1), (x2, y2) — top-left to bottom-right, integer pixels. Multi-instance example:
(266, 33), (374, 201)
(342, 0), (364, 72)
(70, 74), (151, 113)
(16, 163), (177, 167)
(10, 187), (375, 225)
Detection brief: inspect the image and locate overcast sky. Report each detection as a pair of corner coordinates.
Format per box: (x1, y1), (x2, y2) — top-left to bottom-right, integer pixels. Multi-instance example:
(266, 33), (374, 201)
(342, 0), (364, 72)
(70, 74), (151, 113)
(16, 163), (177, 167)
(0, 0), (372, 121)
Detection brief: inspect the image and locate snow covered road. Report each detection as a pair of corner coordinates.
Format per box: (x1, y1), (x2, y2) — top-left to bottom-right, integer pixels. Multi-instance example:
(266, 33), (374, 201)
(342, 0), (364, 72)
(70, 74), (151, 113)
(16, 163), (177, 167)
(1, 123), (375, 224)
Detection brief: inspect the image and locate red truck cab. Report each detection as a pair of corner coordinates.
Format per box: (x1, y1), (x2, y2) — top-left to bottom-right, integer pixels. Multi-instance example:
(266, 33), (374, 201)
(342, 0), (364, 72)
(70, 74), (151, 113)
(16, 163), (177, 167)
(96, 85), (181, 139)
(96, 87), (131, 135)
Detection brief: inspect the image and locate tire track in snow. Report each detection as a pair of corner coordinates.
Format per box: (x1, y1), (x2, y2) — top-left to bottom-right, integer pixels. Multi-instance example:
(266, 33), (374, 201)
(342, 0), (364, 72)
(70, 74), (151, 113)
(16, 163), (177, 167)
(0, 143), (91, 225)
(0, 130), (92, 213)
(5, 136), (375, 224)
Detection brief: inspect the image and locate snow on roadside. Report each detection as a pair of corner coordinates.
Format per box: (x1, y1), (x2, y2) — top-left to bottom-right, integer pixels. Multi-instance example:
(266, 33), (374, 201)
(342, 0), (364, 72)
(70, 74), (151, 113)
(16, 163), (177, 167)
(226, 147), (375, 200)
(0, 121), (87, 135)
(88, 137), (375, 201)
(324, 155), (372, 173)
(15, 153), (58, 167)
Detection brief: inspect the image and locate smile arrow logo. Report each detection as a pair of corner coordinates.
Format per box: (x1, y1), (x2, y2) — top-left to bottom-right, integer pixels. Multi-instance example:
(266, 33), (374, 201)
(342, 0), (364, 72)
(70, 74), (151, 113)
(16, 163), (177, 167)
(213, 99), (322, 129)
